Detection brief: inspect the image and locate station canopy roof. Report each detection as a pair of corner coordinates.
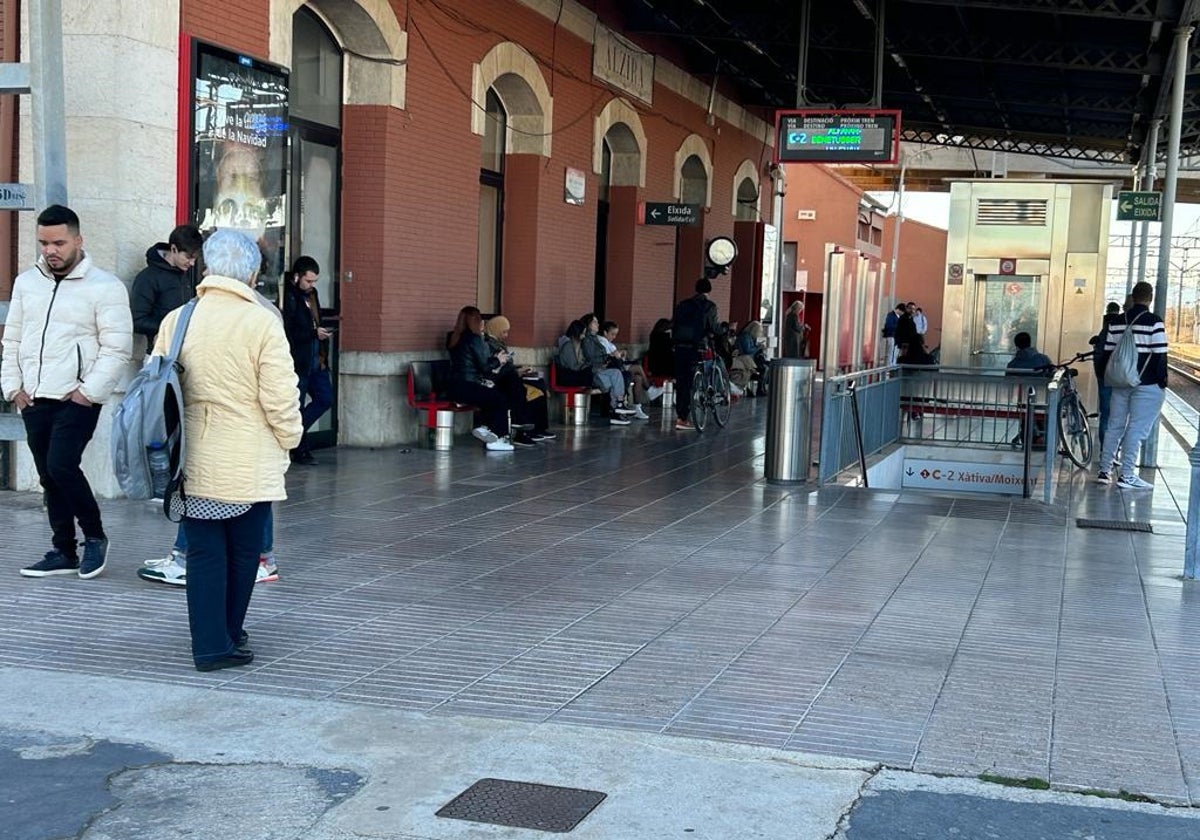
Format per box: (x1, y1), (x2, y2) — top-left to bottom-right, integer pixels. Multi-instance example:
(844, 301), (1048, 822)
(613, 0), (1200, 165)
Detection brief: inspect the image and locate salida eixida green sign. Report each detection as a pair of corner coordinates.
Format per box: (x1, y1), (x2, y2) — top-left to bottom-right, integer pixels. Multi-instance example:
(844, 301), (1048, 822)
(1116, 191), (1162, 222)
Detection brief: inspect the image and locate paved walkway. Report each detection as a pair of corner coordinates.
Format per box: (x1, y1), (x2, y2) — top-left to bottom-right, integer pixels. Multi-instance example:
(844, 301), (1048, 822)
(1, 396), (1198, 811)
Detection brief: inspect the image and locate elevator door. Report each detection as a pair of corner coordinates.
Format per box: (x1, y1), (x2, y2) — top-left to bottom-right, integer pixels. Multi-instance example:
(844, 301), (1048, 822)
(969, 274), (1041, 368)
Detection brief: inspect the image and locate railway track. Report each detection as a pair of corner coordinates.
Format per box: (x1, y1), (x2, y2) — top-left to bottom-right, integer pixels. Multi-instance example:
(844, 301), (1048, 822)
(1168, 354), (1200, 410)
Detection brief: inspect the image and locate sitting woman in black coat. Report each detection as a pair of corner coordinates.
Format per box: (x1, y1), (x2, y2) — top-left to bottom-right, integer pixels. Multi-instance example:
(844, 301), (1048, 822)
(645, 318), (674, 379)
(447, 306), (527, 451)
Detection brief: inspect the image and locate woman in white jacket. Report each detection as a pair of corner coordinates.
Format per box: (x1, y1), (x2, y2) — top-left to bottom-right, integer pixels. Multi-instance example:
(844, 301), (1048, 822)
(153, 230), (302, 672)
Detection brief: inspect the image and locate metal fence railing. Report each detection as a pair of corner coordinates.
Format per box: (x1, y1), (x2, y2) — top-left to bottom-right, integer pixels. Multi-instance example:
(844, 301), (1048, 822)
(820, 365), (1059, 502)
(819, 366), (902, 484)
(897, 367), (1051, 447)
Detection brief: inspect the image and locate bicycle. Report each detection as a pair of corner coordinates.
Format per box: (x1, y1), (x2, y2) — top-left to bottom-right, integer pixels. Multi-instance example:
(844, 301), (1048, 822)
(1039, 351), (1095, 469)
(689, 348), (732, 432)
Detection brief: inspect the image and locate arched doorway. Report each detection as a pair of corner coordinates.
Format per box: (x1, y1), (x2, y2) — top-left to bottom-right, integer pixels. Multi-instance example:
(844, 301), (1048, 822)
(478, 89), (506, 314)
(674, 152), (710, 304)
(290, 6), (343, 448)
(594, 122), (640, 317)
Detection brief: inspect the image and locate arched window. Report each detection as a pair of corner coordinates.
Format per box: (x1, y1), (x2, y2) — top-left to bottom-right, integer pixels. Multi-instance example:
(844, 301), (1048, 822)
(478, 89), (507, 313)
(735, 177), (759, 221)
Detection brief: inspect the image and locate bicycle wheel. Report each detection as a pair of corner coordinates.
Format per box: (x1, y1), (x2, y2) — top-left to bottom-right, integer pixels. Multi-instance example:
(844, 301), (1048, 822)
(1057, 393), (1092, 469)
(712, 360), (732, 427)
(690, 368), (709, 432)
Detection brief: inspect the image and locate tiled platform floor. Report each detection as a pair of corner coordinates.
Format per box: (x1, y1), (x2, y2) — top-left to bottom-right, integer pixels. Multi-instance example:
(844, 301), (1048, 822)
(1, 398), (1198, 804)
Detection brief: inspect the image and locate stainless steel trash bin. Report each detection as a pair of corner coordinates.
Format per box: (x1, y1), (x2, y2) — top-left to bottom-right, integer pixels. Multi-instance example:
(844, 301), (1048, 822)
(432, 409), (456, 451)
(765, 358), (815, 483)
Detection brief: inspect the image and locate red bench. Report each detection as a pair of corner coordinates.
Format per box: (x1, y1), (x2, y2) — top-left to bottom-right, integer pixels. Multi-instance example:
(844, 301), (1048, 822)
(407, 360), (477, 450)
(549, 364), (599, 426)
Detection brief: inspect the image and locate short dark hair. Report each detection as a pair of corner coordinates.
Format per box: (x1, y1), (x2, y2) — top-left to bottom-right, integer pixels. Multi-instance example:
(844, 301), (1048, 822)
(894, 304), (905, 313)
(1131, 281), (1153, 304)
(36, 204), (79, 233)
(1105, 301), (1120, 315)
(291, 255), (320, 277)
(601, 320), (618, 333)
(1013, 331), (1032, 350)
(695, 277), (712, 294)
(168, 224), (203, 255)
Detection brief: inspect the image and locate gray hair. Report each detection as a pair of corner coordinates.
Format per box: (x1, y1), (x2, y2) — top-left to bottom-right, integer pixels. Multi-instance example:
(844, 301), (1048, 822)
(202, 229), (261, 283)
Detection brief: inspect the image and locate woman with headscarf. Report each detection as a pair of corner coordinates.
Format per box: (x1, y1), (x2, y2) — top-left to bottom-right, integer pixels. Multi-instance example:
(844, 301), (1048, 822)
(485, 315), (553, 442)
(152, 230), (302, 672)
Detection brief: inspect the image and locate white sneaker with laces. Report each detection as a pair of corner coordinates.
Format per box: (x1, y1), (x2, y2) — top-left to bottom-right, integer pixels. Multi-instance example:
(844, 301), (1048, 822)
(632, 405), (650, 420)
(646, 385), (665, 402)
(1117, 474), (1154, 490)
(138, 551), (187, 586)
(729, 382), (745, 397)
(472, 426), (499, 443)
(486, 437), (515, 451)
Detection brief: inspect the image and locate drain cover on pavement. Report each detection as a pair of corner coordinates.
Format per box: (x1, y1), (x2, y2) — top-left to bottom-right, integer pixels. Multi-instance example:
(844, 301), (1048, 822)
(1076, 518), (1153, 533)
(436, 778), (606, 833)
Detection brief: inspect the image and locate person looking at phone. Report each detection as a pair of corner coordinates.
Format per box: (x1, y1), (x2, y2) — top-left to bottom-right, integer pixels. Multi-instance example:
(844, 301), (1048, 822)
(282, 255), (333, 465)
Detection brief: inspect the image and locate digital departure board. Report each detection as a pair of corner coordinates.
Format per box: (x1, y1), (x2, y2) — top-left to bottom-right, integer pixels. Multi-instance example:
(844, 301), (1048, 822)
(774, 110), (901, 164)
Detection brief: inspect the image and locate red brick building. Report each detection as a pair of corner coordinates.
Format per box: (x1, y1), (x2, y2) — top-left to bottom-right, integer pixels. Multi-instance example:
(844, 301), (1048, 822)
(2, 0), (916, 454)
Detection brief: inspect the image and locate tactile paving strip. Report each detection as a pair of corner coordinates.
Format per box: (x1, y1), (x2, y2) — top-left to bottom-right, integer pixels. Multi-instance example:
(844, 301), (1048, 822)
(1076, 518), (1153, 533)
(436, 778), (607, 833)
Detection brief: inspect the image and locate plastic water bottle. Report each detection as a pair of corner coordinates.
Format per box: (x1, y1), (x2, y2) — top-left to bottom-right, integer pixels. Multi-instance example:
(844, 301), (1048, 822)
(147, 441), (171, 498)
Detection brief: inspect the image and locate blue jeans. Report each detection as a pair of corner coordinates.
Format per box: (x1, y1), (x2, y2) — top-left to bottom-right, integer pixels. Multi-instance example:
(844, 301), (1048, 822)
(1097, 384), (1112, 448)
(299, 361), (334, 433)
(172, 505), (274, 563)
(593, 368), (625, 404)
(183, 502), (271, 665)
(1098, 384), (1165, 478)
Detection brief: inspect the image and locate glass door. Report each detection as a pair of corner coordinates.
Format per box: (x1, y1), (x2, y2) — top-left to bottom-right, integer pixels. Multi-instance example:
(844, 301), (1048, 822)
(969, 274), (1041, 368)
(290, 124), (340, 446)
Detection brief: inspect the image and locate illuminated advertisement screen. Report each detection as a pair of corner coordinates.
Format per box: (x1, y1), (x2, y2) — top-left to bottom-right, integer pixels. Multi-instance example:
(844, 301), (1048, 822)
(191, 42), (289, 297)
(774, 110), (900, 164)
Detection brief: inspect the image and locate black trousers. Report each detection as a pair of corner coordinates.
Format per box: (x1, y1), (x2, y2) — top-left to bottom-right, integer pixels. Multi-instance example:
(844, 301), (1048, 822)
(448, 379), (511, 436)
(673, 347), (699, 421)
(22, 399), (105, 558)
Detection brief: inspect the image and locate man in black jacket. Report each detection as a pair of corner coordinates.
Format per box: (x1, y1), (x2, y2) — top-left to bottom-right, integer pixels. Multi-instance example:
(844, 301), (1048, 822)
(282, 256), (333, 464)
(672, 277), (720, 431)
(130, 225), (203, 352)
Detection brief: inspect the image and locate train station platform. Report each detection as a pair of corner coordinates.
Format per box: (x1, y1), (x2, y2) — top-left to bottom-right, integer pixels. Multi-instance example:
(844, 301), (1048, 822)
(1, 396), (1199, 837)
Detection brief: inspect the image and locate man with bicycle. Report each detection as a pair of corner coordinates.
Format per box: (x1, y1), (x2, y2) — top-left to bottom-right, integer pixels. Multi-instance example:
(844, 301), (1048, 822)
(671, 277), (720, 431)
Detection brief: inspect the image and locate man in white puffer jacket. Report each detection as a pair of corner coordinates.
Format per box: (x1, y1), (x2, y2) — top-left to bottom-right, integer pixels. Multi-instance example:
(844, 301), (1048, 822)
(1, 205), (132, 579)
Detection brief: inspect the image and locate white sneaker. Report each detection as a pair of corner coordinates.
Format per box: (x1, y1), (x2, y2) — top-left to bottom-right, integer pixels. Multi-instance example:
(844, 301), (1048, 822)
(613, 405), (637, 415)
(137, 551), (187, 586)
(646, 385), (665, 402)
(632, 405), (650, 420)
(1117, 474), (1154, 490)
(472, 426), (499, 443)
(486, 437), (515, 451)
(729, 382), (745, 397)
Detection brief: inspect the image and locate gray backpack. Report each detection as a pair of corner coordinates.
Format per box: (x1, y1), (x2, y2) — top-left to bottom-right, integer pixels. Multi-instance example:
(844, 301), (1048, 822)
(111, 300), (197, 509)
(1104, 311), (1148, 388)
